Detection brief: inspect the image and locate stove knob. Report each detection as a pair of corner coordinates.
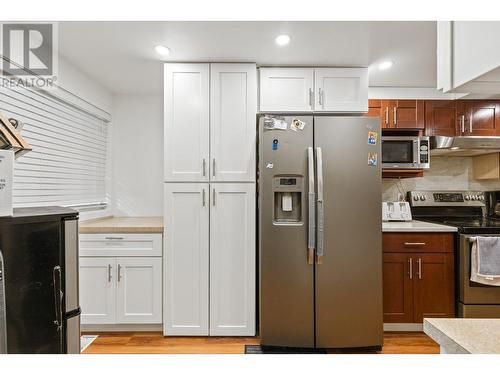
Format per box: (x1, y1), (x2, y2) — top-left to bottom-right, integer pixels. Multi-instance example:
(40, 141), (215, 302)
(479, 195), (485, 201)
(464, 195), (471, 201)
(413, 195), (419, 201)
(420, 195), (426, 201)
(471, 195), (477, 201)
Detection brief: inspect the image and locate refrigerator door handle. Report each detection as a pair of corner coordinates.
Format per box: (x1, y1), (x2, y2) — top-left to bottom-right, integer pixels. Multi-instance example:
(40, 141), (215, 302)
(316, 147), (325, 264)
(307, 147), (316, 265)
(52, 265), (63, 332)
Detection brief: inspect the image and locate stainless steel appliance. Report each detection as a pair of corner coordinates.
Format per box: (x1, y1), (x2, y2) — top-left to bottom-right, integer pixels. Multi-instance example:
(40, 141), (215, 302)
(0, 250), (6, 354)
(430, 135), (500, 156)
(0, 207), (80, 354)
(409, 190), (500, 318)
(382, 201), (412, 222)
(259, 115), (383, 349)
(381, 136), (430, 169)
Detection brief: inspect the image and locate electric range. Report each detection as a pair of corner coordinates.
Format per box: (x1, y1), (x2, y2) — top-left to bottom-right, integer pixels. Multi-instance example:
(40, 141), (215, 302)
(408, 190), (500, 318)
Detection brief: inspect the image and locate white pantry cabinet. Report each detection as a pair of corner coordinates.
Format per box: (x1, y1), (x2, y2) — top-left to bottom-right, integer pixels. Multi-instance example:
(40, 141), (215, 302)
(259, 67), (368, 112)
(164, 182), (256, 336)
(80, 257), (116, 324)
(259, 68), (314, 112)
(164, 64), (210, 182)
(210, 64), (256, 182)
(164, 183), (210, 335)
(164, 63), (257, 182)
(209, 183), (256, 336)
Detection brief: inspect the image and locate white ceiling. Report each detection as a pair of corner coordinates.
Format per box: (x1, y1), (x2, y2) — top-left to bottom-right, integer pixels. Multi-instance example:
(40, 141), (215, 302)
(59, 21), (437, 95)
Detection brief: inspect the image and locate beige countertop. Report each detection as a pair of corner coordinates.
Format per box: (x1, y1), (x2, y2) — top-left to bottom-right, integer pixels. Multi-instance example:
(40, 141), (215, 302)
(382, 220), (458, 233)
(80, 216), (163, 233)
(424, 318), (500, 354)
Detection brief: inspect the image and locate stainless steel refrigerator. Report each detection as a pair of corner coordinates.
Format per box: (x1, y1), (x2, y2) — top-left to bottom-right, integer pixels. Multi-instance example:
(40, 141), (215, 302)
(259, 115), (383, 349)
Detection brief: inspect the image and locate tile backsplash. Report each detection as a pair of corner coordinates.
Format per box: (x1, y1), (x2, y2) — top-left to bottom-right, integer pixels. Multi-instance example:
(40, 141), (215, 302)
(382, 156), (500, 201)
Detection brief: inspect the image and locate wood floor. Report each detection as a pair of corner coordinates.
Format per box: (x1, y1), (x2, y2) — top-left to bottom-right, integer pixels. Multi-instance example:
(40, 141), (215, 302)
(83, 332), (439, 354)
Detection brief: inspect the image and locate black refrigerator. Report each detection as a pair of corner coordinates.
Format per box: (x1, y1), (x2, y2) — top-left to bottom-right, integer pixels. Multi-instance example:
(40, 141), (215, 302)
(0, 207), (80, 354)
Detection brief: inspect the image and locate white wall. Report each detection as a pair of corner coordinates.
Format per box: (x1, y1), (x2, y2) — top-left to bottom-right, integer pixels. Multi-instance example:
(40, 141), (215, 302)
(57, 57), (113, 115)
(382, 156), (500, 201)
(111, 94), (163, 216)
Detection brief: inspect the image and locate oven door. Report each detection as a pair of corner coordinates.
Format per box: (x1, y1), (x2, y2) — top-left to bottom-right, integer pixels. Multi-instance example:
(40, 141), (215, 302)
(381, 138), (419, 168)
(459, 234), (500, 305)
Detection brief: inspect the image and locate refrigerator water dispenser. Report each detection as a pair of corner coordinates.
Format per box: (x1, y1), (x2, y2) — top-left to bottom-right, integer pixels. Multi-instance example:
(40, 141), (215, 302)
(273, 176), (303, 223)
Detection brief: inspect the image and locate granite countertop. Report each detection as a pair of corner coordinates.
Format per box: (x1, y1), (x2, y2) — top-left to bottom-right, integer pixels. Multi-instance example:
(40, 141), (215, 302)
(80, 216), (163, 233)
(382, 220), (457, 232)
(424, 318), (500, 354)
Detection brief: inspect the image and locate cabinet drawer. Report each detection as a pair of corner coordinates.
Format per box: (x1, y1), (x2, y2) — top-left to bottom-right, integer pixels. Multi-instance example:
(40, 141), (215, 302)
(383, 233), (453, 253)
(80, 233), (162, 257)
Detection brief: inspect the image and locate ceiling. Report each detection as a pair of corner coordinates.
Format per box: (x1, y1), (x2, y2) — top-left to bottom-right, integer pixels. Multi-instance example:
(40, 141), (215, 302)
(59, 21), (437, 95)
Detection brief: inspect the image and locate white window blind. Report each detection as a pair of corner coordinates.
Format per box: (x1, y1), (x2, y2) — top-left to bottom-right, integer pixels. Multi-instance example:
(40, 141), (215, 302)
(0, 86), (109, 208)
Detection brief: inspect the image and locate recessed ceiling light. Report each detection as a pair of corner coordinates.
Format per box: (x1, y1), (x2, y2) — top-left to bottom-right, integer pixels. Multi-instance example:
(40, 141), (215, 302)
(378, 60), (394, 70)
(155, 45), (170, 56)
(275, 34), (290, 46)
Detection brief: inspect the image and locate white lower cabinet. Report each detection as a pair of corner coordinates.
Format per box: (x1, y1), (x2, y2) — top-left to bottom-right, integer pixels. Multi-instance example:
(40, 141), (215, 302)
(116, 257), (162, 324)
(164, 182), (255, 336)
(80, 257), (116, 324)
(79, 233), (163, 326)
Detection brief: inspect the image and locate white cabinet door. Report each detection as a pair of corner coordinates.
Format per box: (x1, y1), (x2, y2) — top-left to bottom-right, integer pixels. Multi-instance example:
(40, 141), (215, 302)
(116, 257), (162, 324)
(210, 64), (257, 182)
(259, 68), (314, 112)
(164, 64), (210, 182)
(80, 258), (116, 324)
(209, 183), (256, 336)
(314, 68), (368, 112)
(164, 183), (209, 335)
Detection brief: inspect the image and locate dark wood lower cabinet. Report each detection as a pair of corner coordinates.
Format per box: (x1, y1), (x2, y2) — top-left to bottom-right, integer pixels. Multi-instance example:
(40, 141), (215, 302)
(412, 253), (455, 321)
(383, 253), (413, 323)
(382, 233), (455, 323)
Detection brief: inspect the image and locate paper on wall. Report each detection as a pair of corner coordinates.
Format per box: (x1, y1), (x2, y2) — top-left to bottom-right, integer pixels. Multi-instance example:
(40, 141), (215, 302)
(0, 150), (13, 216)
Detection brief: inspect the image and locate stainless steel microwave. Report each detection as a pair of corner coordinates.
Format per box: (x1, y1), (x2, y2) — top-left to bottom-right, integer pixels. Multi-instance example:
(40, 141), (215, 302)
(381, 136), (430, 169)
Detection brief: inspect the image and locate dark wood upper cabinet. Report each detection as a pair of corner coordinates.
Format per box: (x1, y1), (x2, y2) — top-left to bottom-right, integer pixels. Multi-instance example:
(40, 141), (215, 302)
(457, 100), (500, 136)
(381, 100), (424, 129)
(365, 99), (382, 121)
(424, 100), (457, 137)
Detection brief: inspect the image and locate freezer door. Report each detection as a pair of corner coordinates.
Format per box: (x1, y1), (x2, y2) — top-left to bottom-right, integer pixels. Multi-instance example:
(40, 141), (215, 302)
(314, 116), (383, 349)
(259, 115), (315, 347)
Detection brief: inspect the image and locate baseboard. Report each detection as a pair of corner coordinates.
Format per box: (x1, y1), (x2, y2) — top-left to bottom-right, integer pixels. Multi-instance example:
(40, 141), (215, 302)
(383, 323), (423, 332)
(82, 324), (162, 332)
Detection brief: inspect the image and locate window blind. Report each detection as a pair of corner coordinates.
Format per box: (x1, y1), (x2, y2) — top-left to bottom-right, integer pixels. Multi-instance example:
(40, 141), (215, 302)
(0, 86), (109, 208)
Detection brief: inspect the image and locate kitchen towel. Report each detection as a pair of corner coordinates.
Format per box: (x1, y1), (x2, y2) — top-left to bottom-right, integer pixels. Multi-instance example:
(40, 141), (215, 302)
(477, 236), (500, 277)
(470, 237), (500, 286)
